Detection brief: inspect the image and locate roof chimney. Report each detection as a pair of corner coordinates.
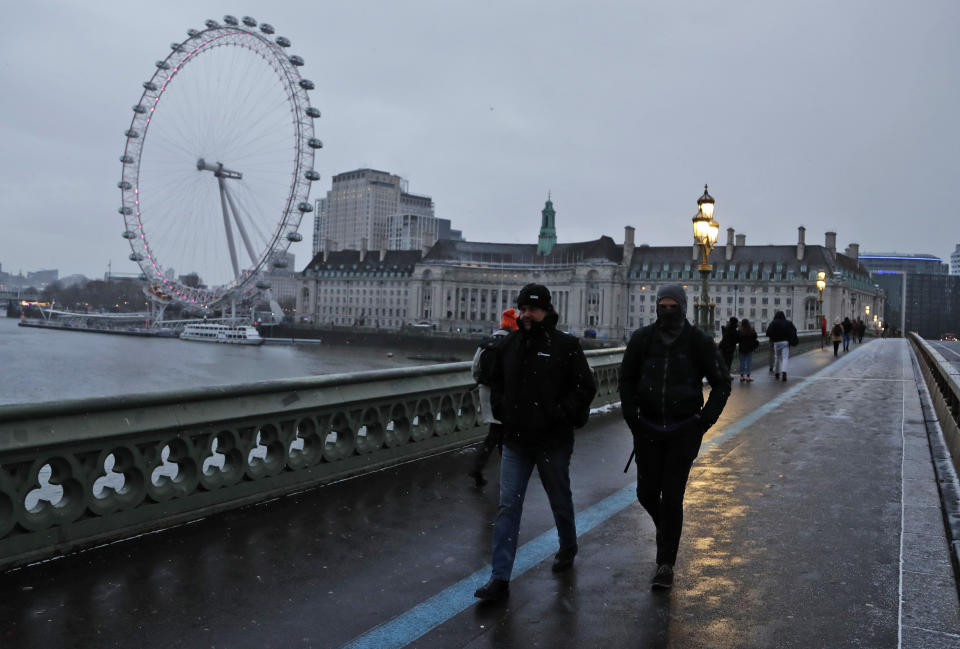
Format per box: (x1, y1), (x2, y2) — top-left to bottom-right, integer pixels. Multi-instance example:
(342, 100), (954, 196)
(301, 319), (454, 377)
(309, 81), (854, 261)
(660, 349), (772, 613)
(379, 247), (387, 262)
(623, 225), (635, 267)
(360, 237), (368, 258)
(846, 242), (859, 260)
(825, 231), (836, 254)
(725, 227), (735, 260)
(797, 226), (806, 261)
(322, 238), (332, 263)
(735, 233), (746, 247)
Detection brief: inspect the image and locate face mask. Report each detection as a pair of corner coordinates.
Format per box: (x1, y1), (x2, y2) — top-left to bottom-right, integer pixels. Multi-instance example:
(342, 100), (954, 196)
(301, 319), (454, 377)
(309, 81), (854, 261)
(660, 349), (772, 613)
(656, 304), (684, 329)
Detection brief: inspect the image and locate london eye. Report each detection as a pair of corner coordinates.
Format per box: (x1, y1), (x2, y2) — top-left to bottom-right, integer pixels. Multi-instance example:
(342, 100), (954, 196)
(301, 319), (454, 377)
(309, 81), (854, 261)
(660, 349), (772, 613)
(117, 15), (321, 310)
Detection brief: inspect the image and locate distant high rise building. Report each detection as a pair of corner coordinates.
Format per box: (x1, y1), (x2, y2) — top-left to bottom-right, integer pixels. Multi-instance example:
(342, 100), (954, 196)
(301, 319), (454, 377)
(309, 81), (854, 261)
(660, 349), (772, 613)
(951, 244), (960, 275)
(861, 252), (954, 337)
(388, 214), (439, 251)
(311, 169), (435, 253)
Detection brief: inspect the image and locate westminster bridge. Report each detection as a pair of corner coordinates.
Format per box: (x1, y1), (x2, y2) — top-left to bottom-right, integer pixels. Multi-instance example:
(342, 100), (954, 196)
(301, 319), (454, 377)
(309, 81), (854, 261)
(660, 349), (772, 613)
(0, 334), (958, 648)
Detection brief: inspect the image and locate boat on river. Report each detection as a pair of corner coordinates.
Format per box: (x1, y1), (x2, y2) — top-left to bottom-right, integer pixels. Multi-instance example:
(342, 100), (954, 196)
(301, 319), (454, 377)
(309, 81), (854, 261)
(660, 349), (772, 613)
(180, 323), (264, 345)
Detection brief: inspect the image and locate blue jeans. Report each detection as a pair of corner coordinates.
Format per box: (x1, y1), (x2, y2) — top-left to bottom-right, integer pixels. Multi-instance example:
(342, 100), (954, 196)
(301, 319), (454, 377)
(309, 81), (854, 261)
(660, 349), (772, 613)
(491, 444), (577, 580)
(738, 352), (753, 376)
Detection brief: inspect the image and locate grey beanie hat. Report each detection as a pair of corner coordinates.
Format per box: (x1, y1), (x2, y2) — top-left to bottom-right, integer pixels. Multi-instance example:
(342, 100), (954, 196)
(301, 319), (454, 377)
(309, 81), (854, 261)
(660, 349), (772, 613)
(656, 284), (687, 313)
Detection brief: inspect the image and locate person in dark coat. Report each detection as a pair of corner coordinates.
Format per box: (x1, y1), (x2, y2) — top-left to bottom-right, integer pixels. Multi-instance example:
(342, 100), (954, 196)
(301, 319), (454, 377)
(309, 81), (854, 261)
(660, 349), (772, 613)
(737, 319), (759, 382)
(831, 319), (844, 356)
(842, 317), (853, 352)
(468, 308), (519, 487)
(717, 316), (740, 377)
(474, 284), (597, 602)
(856, 318), (866, 344)
(765, 311), (799, 382)
(618, 284), (731, 589)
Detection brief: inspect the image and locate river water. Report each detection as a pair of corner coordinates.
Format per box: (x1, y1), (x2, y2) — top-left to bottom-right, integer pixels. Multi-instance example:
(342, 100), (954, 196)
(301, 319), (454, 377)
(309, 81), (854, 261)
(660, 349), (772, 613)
(0, 317), (462, 407)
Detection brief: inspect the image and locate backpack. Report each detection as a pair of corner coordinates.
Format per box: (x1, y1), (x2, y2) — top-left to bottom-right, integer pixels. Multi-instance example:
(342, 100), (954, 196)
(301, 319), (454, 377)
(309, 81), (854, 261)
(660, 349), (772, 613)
(472, 332), (508, 385)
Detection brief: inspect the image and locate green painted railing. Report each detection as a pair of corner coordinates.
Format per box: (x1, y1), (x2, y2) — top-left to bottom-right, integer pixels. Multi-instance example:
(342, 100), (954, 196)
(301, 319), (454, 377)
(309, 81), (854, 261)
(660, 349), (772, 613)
(0, 348), (625, 570)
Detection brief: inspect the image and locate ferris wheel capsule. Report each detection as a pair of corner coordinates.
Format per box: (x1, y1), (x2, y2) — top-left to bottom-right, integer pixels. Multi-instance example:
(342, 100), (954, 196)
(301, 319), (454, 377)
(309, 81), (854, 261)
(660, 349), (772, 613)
(260, 23), (275, 34)
(122, 230), (137, 239)
(306, 107), (321, 118)
(298, 202), (314, 212)
(305, 170), (320, 181)
(308, 138), (323, 149)
(205, 19), (219, 29)
(289, 55), (304, 66)
(286, 232), (303, 242)
(223, 15), (239, 26)
(276, 36), (291, 47)
(242, 16), (257, 27)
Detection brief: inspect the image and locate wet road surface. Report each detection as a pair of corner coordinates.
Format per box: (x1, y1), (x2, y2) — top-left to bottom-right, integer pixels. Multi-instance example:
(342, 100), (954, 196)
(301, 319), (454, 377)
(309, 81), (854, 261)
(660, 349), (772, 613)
(1, 339), (958, 648)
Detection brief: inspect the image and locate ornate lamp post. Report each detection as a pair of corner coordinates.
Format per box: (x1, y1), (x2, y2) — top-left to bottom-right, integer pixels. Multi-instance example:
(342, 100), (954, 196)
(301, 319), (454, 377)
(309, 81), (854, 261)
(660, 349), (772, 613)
(692, 185), (720, 332)
(817, 270), (826, 348)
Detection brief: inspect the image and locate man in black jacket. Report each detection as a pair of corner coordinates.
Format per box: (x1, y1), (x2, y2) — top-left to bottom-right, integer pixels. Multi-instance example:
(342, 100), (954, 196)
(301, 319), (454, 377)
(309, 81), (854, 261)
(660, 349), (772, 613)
(474, 283), (597, 602)
(765, 311), (799, 381)
(619, 284), (731, 589)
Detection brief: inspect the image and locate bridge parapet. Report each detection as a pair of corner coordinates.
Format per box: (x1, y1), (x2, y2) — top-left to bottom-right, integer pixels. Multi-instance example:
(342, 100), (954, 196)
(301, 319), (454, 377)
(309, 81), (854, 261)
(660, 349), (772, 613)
(0, 348), (624, 570)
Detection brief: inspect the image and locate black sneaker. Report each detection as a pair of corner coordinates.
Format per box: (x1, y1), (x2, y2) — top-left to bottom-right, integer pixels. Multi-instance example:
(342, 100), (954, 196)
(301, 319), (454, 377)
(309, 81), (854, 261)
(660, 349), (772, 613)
(651, 564), (674, 589)
(474, 578), (509, 601)
(781, 373), (787, 382)
(774, 373), (780, 380)
(551, 545), (578, 573)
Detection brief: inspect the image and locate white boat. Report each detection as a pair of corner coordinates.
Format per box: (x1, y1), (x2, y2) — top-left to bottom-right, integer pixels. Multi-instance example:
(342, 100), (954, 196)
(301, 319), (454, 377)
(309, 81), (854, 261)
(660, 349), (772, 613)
(179, 323), (264, 345)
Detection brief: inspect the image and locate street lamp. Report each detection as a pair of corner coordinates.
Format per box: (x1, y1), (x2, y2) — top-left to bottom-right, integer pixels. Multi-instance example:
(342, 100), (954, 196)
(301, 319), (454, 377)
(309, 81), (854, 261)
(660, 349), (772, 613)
(816, 270), (826, 348)
(692, 184), (719, 332)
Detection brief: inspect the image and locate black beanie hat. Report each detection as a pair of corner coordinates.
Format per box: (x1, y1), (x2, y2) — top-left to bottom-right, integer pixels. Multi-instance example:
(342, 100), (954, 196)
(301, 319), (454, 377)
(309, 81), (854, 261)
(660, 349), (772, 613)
(517, 283), (552, 310)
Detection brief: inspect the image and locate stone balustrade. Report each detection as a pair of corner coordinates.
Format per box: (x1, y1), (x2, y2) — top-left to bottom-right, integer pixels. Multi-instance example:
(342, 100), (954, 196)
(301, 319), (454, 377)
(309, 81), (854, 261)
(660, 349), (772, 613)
(0, 348), (624, 570)
(0, 330), (827, 571)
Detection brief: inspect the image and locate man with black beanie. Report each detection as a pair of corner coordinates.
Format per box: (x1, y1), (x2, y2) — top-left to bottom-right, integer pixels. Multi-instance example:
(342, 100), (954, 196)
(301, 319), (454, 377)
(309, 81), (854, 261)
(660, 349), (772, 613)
(619, 284), (731, 589)
(473, 283), (597, 602)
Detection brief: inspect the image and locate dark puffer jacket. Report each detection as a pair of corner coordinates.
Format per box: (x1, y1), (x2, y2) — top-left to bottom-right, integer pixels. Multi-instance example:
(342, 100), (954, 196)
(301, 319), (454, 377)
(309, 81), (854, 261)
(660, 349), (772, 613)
(765, 313), (799, 345)
(491, 312), (597, 453)
(619, 322), (731, 440)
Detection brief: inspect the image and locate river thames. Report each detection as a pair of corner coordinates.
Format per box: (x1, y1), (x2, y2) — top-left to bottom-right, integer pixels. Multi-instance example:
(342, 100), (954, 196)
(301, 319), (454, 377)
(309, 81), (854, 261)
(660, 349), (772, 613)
(0, 316), (461, 407)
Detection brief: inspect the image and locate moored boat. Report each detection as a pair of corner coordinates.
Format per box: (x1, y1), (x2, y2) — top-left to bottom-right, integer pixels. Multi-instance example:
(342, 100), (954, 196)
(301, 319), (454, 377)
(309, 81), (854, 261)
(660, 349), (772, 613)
(179, 323), (264, 345)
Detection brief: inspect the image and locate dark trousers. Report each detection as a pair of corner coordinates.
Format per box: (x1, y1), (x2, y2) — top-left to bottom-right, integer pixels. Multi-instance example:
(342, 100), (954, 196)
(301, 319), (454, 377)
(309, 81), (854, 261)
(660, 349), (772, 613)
(491, 444), (576, 580)
(833, 340), (840, 356)
(471, 423), (502, 475)
(720, 349), (735, 374)
(634, 432), (702, 566)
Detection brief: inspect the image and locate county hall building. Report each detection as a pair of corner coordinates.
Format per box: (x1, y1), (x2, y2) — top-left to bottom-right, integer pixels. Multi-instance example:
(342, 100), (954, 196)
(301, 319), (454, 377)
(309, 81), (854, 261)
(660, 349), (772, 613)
(296, 198), (884, 340)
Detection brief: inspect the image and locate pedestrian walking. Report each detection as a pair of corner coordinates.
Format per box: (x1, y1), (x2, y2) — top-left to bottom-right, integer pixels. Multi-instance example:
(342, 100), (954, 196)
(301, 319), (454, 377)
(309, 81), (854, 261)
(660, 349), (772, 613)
(474, 284), (597, 602)
(468, 308), (519, 487)
(618, 285), (731, 589)
(737, 319), (758, 382)
(820, 315), (827, 349)
(831, 319), (843, 356)
(717, 316), (740, 377)
(856, 319), (866, 344)
(765, 311), (799, 382)
(842, 317), (853, 352)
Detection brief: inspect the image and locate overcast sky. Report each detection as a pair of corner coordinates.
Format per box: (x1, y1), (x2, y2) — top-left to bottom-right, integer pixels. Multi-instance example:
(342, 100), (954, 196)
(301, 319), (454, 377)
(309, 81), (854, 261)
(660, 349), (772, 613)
(2, 0), (958, 279)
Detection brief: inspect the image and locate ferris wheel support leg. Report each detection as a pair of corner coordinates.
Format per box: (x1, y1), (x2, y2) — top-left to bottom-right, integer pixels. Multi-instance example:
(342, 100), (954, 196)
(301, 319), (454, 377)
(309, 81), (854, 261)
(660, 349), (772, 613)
(223, 186), (259, 267)
(218, 177), (241, 280)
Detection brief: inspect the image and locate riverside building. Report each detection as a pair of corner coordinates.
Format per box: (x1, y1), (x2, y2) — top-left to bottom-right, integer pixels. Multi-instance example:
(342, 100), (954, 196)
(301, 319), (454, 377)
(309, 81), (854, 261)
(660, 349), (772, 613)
(296, 200), (883, 339)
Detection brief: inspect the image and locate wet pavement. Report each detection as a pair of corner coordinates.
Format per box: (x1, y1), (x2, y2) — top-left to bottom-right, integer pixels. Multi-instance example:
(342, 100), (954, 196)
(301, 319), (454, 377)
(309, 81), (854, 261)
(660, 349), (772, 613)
(1, 339), (958, 648)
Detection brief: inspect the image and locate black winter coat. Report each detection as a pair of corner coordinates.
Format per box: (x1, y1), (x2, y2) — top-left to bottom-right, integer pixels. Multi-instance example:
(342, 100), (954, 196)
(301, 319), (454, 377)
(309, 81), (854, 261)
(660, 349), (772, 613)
(718, 325), (740, 354)
(738, 328), (759, 354)
(491, 315), (597, 453)
(765, 318), (799, 345)
(619, 322), (731, 440)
